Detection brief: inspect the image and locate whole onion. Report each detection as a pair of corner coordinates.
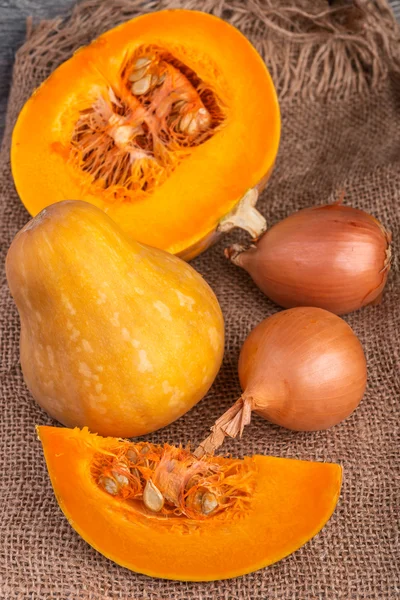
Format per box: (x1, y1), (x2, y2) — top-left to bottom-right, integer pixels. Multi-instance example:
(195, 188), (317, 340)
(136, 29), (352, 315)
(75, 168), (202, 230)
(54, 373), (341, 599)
(226, 203), (391, 315)
(195, 307), (367, 457)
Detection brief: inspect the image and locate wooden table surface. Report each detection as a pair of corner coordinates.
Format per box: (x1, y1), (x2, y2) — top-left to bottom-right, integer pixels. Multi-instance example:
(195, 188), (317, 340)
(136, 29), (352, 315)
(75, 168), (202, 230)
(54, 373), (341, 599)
(1, 0), (399, 146)
(0, 0), (75, 145)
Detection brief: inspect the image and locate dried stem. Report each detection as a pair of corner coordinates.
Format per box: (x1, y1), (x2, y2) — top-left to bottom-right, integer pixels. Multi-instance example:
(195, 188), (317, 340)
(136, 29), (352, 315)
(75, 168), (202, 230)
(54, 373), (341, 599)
(194, 396), (253, 458)
(218, 189), (267, 239)
(224, 243), (257, 266)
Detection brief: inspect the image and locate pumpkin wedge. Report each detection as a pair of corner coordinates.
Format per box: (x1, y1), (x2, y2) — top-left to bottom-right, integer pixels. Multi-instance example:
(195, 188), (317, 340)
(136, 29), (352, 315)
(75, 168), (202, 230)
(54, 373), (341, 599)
(11, 10), (280, 259)
(37, 426), (342, 581)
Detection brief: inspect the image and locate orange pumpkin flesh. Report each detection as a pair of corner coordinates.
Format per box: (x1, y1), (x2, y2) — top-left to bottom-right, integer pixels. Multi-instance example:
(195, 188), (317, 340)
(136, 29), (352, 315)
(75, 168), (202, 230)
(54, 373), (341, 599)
(38, 426), (342, 581)
(12, 10), (280, 258)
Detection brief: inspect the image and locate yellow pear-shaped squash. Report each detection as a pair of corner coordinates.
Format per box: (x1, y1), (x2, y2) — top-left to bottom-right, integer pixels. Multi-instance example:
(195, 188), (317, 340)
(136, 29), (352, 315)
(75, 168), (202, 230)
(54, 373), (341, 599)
(6, 201), (224, 437)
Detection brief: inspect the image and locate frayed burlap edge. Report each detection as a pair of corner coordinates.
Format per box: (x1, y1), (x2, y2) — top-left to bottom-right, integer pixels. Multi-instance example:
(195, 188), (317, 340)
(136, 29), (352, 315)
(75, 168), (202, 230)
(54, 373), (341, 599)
(3, 0), (400, 153)
(8, 0), (400, 127)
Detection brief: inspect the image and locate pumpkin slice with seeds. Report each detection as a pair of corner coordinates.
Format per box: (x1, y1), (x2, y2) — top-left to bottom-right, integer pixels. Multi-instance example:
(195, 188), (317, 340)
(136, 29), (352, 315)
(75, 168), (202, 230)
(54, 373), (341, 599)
(12, 10), (280, 260)
(37, 426), (342, 581)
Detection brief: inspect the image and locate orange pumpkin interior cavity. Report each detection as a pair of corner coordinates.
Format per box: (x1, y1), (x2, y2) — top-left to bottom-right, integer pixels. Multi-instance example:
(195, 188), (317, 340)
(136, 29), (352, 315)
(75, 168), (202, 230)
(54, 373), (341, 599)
(38, 426), (342, 581)
(70, 44), (225, 196)
(12, 10), (280, 256)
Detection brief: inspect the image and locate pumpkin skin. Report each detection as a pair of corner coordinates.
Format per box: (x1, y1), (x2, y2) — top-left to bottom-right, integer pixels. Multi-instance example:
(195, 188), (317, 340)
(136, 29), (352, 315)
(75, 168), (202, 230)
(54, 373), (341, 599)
(37, 426), (342, 581)
(11, 10), (280, 259)
(6, 201), (224, 437)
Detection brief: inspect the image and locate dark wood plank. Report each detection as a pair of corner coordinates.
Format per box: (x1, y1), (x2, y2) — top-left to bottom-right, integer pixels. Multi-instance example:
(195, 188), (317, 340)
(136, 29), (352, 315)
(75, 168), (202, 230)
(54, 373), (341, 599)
(0, 0), (74, 144)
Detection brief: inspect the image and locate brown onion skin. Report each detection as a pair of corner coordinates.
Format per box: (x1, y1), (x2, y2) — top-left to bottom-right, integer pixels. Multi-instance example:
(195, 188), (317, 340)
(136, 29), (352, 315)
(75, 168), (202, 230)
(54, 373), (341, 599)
(239, 307), (367, 431)
(229, 204), (391, 315)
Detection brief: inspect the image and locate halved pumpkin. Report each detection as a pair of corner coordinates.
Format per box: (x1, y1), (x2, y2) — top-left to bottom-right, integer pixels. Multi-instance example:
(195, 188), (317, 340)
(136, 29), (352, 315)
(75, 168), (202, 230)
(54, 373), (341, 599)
(37, 426), (342, 581)
(12, 10), (280, 259)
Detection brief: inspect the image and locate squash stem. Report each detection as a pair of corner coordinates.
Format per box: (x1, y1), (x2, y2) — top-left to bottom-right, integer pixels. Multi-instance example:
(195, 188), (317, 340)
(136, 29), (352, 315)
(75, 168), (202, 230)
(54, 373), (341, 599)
(218, 189), (267, 239)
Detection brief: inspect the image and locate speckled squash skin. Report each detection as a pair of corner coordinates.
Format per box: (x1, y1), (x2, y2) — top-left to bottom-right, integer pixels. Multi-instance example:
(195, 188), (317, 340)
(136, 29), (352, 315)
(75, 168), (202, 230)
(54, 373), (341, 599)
(6, 201), (224, 437)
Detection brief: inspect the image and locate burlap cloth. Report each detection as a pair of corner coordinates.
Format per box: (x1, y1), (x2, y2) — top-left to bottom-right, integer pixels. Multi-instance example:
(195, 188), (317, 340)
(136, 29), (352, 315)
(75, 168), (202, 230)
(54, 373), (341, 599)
(1, 0), (400, 598)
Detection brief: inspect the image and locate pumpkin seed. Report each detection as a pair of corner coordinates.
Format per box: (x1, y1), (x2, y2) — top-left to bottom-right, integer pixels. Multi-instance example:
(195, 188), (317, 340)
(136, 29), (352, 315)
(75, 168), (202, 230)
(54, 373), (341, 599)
(201, 492), (218, 515)
(126, 447), (138, 463)
(197, 107), (211, 130)
(139, 445), (151, 468)
(143, 479), (164, 512)
(186, 488), (203, 512)
(134, 56), (152, 70)
(179, 113), (194, 133)
(179, 108), (210, 135)
(187, 118), (199, 136)
(128, 67), (148, 82)
(99, 476), (118, 496)
(174, 100), (186, 112)
(131, 75), (151, 96)
(112, 470), (129, 487)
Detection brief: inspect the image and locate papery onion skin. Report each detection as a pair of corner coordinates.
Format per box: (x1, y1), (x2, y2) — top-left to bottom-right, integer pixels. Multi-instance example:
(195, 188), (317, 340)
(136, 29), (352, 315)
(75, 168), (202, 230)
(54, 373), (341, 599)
(195, 307), (367, 457)
(239, 307), (367, 431)
(227, 204), (391, 316)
